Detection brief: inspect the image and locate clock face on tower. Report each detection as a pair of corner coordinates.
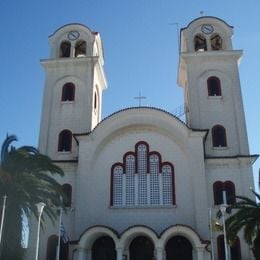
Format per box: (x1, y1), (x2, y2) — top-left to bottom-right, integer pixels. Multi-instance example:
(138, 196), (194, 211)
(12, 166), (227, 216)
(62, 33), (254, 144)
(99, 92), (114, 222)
(67, 31), (80, 41)
(201, 24), (214, 34)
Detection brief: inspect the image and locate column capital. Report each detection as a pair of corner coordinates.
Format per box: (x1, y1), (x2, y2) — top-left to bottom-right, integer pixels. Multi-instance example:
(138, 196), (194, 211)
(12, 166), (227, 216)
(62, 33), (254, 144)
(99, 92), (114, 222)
(155, 246), (164, 252)
(196, 246), (206, 252)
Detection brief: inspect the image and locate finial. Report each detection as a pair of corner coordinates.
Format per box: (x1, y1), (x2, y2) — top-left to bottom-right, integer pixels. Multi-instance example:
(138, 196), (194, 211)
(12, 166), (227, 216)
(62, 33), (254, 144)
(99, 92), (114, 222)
(200, 11), (204, 16)
(134, 91), (146, 107)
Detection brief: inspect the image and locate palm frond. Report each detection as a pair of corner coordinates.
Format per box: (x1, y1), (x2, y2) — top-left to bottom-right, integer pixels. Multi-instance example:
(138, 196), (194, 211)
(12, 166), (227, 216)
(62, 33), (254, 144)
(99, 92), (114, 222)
(0, 134), (66, 258)
(0, 134), (17, 163)
(223, 190), (260, 248)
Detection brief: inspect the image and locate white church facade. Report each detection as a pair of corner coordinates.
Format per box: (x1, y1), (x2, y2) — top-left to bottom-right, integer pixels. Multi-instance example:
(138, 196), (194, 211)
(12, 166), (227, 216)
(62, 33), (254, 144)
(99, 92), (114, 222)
(26, 16), (258, 260)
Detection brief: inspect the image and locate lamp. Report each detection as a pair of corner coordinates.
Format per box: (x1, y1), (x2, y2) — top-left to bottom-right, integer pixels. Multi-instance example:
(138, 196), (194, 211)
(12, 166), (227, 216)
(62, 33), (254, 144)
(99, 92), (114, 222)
(35, 202), (45, 260)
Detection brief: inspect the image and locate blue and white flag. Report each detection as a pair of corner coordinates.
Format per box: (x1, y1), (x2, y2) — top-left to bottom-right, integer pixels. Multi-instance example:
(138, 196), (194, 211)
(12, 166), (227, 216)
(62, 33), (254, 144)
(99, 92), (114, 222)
(60, 222), (69, 243)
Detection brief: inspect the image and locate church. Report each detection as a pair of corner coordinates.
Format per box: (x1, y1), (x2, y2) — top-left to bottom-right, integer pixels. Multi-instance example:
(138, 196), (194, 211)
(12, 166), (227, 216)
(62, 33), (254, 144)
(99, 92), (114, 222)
(25, 16), (258, 260)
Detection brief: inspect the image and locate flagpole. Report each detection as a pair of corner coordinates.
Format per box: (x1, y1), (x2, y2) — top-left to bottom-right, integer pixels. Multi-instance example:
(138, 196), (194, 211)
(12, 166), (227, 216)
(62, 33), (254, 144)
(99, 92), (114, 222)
(258, 168), (260, 189)
(208, 208), (215, 260)
(0, 195), (7, 246)
(56, 208), (62, 260)
(221, 190), (229, 260)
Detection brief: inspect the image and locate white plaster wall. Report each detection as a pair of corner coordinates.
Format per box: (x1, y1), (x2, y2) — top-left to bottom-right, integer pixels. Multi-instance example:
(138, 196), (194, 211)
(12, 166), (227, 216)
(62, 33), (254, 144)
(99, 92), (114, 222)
(73, 111), (209, 242)
(39, 24), (106, 161)
(182, 52), (249, 157)
(39, 60), (94, 158)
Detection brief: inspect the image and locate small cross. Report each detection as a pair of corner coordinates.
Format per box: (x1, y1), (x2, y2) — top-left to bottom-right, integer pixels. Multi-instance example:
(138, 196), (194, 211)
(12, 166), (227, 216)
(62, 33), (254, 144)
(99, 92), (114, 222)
(134, 91), (146, 107)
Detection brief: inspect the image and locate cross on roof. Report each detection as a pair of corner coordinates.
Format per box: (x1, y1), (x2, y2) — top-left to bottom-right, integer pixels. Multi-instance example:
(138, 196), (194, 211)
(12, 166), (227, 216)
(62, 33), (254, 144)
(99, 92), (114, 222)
(134, 91), (146, 107)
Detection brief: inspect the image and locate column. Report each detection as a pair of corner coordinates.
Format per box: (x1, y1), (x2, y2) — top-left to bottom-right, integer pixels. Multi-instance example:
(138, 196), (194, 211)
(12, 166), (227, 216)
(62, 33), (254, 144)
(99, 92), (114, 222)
(116, 248), (123, 260)
(86, 249), (91, 260)
(196, 247), (205, 260)
(74, 248), (87, 260)
(156, 247), (164, 260)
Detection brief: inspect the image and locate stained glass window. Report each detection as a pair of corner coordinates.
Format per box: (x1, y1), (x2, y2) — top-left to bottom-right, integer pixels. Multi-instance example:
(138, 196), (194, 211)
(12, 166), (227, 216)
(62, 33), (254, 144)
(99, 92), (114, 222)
(126, 155), (135, 205)
(111, 142), (175, 207)
(112, 166), (123, 206)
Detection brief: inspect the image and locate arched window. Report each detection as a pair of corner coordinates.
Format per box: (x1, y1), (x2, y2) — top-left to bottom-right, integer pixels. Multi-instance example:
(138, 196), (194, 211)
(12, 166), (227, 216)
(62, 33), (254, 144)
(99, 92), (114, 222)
(61, 83), (75, 101)
(212, 125), (227, 147)
(211, 34), (223, 51)
(62, 184), (72, 207)
(213, 181), (236, 205)
(75, 40), (86, 57)
(46, 235), (69, 260)
(93, 87), (100, 122)
(111, 141), (175, 207)
(58, 130), (72, 152)
(59, 41), (71, 58)
(213, 181), (223, 205)
(224, 181), (236, 205)
(94, 92), (97, 110)
(194, 34), (207, 51)
(207, 77), (222, 96)
(217, 235), (241, 260)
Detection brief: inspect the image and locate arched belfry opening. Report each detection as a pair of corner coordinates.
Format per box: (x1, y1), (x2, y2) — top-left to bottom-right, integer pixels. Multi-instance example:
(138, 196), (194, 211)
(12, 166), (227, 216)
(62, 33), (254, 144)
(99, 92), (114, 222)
(194, 34), (207, 51)
(75, 40), (87, 57)
(60, 41), (71, 57)
(211, 33), (223, 50)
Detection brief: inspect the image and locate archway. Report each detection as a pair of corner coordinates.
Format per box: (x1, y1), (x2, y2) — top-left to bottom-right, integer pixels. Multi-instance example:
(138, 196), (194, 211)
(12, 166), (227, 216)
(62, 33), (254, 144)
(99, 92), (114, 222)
(129, 236), (154, 260)
(166, 236), (192, 260)
(92, 236), (116, 260)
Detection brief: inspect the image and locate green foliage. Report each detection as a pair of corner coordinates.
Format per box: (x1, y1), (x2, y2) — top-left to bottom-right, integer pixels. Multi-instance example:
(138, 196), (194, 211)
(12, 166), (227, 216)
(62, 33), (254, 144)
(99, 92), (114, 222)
(220, 190), (260, 259)
(0, 135), (66, 260)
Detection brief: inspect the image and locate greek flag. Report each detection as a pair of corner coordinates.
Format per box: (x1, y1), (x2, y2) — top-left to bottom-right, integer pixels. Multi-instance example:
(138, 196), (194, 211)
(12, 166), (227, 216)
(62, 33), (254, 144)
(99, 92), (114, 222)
(60, 222), (69, 243)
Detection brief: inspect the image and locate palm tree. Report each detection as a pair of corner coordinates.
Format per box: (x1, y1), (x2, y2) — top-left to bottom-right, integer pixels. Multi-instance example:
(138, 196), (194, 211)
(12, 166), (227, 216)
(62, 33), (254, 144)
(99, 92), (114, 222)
(0, 135), (66, 260)
(223, 189), (260, 259)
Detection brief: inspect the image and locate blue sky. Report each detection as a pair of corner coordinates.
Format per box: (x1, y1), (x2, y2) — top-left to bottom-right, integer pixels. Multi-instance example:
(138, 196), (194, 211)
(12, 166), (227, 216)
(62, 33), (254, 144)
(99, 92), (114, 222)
(0, 0), (259, 187)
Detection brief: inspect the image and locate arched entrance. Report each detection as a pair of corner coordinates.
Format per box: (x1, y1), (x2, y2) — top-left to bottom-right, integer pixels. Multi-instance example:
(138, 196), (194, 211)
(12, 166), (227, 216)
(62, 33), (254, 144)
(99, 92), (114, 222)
(166, 236), (192, 260)
(92, 236), (116, 260)
(129, 236), (154, 260)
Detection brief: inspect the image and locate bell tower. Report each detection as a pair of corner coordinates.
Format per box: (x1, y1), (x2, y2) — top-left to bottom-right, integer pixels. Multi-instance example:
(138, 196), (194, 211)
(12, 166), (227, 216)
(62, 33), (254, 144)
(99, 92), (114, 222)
(38, 23), (107, 160)
(178, 16), (249, 157)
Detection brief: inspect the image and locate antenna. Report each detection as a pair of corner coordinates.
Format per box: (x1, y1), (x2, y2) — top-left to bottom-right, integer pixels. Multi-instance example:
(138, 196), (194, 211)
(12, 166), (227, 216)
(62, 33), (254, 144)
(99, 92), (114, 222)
(258, 168), (260, 189)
